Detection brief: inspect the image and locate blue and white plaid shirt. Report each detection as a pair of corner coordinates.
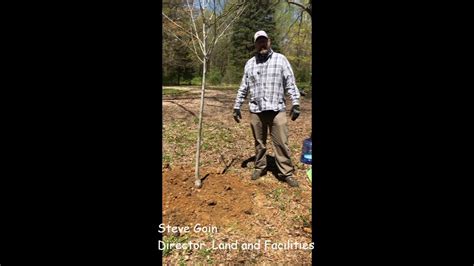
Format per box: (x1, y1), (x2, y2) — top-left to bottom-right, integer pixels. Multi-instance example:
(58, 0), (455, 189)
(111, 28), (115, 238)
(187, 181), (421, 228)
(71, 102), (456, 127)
(234, 50), (300, 113)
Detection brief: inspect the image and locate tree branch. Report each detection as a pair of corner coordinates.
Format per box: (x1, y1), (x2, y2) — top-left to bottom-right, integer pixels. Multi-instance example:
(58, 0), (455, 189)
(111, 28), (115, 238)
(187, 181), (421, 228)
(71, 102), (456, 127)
(163, 12), (203, 45)
(185, 0), (205, 54)
(213, 5), (246, 46)
(198, 0), (208, 26)
(287, 0), (306, 10)
(208, 4), (246, 56)
(163, 28), (204, 63)
(282, 9), (303, 42)
(287, 0), (311, 16)
(214, 3), (242, 33)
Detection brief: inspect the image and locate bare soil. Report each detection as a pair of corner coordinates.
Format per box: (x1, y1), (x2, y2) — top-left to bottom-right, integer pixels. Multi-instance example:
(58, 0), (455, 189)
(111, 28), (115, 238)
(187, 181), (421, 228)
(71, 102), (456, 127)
(162, 87), (313, 264)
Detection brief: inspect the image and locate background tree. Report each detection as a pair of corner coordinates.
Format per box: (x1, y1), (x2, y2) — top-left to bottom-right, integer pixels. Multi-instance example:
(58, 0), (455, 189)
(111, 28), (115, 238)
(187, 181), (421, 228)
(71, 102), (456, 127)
(163, 0), (200, 85)
(276, 0), (311, 83)
(271, 0), (312, 88)
(223, 0), (280, 84)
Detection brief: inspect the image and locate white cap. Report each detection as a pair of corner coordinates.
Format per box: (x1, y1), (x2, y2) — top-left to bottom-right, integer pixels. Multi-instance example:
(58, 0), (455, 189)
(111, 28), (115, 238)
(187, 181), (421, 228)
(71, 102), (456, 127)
(254, 30), (268, 42)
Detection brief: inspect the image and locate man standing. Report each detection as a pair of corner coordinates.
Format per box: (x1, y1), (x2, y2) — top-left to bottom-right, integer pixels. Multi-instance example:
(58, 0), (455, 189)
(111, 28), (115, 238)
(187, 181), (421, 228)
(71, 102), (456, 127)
(233, 30), (301, 187)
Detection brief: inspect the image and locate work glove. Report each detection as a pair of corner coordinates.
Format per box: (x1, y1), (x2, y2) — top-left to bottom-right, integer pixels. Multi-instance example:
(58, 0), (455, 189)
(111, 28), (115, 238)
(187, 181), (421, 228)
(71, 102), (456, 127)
(290, 105), (300, 121)
(233, 109), (242, 123)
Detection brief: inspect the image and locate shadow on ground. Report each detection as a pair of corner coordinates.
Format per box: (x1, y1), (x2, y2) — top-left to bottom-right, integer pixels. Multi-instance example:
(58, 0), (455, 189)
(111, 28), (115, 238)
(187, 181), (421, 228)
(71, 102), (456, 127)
(241, 155), (287, 182)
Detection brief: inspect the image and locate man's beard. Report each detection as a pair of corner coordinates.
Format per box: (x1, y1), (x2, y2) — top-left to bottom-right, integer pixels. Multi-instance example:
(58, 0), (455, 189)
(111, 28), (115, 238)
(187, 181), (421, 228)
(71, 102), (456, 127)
(255, 46), (272, 63)
(258, 47), (269, 55)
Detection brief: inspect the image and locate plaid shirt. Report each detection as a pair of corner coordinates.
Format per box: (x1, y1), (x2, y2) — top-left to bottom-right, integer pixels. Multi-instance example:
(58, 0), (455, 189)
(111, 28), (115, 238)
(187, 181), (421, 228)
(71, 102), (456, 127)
(234, 50), (300, 113)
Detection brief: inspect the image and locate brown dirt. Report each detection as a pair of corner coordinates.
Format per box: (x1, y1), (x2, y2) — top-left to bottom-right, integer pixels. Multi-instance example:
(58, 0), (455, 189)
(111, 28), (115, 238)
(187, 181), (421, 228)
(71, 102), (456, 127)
(162, 87), (313, 264)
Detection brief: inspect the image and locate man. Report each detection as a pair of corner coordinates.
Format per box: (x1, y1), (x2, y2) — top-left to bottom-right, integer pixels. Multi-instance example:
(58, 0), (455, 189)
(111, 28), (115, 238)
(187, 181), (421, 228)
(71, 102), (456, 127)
(233, 30), (301, 187)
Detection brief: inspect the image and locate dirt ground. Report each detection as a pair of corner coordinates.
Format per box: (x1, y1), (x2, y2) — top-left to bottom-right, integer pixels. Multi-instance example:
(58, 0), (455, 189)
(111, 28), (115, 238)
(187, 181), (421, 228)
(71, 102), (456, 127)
(162, 87), (313, 264)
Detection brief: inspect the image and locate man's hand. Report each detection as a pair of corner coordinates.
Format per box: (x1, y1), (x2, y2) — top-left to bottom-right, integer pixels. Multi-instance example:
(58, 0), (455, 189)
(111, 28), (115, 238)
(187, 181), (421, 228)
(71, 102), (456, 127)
(290, 105), (300, 121)
(233, 109), (242, 123)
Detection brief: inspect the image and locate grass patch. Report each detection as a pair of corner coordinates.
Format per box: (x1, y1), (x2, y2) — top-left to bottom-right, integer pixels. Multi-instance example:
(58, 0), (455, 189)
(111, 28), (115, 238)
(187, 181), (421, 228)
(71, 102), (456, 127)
(162, 88), (188, 96)
(163, 154), (173, 165)
(163, 115), (239, 169)
(207, 85), (239, 91)
(269, 188), (285, 201)
(198, 247), (214, 264)
(162, 235), (189, 257)
(293, 214), (311, 228)
(268, 188), (290, 211)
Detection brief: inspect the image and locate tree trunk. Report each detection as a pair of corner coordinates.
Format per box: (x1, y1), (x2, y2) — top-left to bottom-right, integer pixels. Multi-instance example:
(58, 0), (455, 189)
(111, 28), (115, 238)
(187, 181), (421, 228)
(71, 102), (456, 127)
(194, 58), (206, 188)
(194, 28), (207, 188)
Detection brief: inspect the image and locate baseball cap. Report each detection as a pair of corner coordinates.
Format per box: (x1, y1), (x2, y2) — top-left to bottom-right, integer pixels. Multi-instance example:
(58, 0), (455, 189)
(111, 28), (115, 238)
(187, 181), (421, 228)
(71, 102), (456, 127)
(254, 30), (268, 42)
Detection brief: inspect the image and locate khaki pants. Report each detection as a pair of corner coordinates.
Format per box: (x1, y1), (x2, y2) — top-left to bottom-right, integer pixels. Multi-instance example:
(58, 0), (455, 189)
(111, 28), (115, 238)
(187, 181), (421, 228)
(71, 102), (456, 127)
(250, 111), (294, 177)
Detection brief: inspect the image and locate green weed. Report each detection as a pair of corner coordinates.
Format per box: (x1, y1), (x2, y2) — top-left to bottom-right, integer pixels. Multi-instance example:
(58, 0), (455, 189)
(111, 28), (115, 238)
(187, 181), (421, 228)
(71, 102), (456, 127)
(162, 235), (189, 257)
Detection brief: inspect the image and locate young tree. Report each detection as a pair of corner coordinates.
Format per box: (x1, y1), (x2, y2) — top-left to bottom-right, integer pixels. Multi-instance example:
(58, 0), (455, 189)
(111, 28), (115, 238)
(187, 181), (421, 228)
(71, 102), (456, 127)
(163, 0), (247, 188)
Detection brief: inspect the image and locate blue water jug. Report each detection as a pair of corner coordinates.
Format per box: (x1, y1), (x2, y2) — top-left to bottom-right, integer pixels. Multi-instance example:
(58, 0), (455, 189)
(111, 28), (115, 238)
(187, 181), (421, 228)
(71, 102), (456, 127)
(300, 137), (312, 165)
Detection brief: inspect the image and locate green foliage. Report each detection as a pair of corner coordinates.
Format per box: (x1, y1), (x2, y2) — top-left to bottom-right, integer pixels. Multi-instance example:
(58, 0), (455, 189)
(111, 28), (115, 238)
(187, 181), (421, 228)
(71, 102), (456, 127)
(222, 63), (242, 85)
(191, 76), (202, 85)
(162, 36), (197, 85)
(209, 31), (230, 81)
(207, 69), (222, 85)
(275, 0), (312, 85)
(162, 0), (199, 85)
(296, 68), (310, 83)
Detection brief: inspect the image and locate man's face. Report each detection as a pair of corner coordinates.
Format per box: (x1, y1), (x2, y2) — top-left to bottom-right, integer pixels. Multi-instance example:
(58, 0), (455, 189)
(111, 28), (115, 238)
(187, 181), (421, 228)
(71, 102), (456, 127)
(255, 37), (270, 53)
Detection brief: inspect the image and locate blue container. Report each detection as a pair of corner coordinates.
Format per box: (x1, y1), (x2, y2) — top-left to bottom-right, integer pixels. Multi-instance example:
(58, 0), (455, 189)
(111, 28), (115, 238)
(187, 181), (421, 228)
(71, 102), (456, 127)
(300, 137), (312, 165)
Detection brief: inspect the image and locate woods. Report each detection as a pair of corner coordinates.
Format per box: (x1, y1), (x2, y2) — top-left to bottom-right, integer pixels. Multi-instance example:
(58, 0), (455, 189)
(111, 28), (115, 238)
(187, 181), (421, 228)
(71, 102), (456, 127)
(163, 0), (312, 86)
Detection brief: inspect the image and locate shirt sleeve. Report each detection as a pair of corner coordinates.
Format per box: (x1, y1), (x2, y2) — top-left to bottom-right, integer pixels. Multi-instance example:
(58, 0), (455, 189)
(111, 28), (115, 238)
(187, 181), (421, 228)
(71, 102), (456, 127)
(281, 55), (300, 106)
(233, 66), (250, 110)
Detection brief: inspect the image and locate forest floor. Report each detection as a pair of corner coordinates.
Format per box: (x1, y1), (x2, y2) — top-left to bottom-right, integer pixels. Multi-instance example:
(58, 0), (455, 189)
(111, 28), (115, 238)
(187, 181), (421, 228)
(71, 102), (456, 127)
(162, 86), (313, 264)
